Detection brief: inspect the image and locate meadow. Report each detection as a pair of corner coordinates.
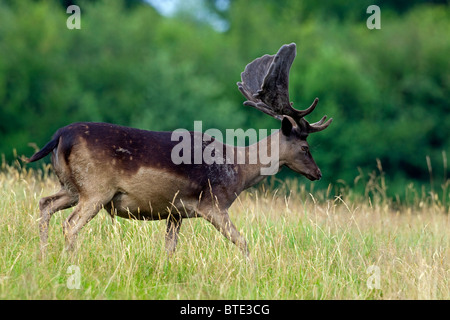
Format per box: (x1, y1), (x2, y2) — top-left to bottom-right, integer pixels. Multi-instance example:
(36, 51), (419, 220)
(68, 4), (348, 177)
(0, 0), (449, 302)
(0, 160), (449, 300)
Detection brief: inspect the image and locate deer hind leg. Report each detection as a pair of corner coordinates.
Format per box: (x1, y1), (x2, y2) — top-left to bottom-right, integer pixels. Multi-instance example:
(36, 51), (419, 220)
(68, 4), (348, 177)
(38, 188), (78, 258)
(200, 208), (249, 257)
(62, 195), (109, 252)
(165, 213), (182, 256)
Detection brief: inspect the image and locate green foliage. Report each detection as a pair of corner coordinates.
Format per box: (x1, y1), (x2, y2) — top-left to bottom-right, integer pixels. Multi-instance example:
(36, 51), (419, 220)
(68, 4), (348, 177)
(0, 0), (448, 198)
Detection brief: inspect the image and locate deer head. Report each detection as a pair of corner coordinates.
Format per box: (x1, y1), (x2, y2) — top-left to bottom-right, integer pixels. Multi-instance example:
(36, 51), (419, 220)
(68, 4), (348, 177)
(237, 43), (332, 180)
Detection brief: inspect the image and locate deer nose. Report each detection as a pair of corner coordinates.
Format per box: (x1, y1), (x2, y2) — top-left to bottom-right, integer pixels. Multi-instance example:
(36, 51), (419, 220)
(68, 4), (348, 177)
(316, 169), (322, 180)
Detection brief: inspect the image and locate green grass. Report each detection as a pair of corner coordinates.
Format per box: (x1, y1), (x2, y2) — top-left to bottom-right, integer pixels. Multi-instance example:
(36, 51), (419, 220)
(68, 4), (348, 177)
(0, 162), (449, 299)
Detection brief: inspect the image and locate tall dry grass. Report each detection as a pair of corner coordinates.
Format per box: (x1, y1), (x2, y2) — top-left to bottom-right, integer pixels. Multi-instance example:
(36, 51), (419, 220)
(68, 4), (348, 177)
(0, 159), (449, 299)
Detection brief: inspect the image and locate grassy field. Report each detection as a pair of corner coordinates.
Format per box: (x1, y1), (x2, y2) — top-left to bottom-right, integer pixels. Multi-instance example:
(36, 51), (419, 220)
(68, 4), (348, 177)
(0, 161), (449, 300)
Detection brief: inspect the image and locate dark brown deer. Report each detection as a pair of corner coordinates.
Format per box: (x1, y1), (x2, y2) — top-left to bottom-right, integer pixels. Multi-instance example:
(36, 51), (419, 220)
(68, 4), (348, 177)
(28, 43), (332, 257)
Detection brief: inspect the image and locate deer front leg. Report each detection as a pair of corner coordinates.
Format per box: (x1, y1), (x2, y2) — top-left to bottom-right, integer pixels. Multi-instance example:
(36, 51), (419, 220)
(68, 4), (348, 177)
(165, 214), (182, 256)
(200, 208), (249, 257)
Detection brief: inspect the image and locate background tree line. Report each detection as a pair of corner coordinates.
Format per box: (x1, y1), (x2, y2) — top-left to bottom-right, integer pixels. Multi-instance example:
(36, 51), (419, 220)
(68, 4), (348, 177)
(0, 0), (448, 199)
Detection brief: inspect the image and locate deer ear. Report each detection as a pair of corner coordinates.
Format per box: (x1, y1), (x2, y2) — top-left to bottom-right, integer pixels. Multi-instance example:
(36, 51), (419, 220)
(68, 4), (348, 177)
(281, 116), (296, 136)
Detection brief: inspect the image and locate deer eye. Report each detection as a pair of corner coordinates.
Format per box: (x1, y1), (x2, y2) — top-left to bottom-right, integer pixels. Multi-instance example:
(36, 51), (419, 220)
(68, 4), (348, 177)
(301, 146), (309, 153)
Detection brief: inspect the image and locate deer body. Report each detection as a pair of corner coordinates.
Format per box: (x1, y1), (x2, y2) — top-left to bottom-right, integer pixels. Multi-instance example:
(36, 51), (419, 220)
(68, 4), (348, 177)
(30, 43), (332, 257)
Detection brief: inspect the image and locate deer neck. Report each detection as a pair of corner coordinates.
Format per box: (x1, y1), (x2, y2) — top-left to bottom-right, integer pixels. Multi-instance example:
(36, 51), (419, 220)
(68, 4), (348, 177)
(236, 130), (287, 190)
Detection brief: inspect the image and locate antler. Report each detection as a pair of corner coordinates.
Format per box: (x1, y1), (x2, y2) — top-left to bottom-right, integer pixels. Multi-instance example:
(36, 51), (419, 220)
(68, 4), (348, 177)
(237, 43), (332, 133)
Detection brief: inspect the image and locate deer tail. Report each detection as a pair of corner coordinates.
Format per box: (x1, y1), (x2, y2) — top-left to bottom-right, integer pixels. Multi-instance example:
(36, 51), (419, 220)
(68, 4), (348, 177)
(28, 132), (61, 163)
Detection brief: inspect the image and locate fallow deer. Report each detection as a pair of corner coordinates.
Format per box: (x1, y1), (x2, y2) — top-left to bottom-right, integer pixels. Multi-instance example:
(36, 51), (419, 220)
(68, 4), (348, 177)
(28, 43), (332, 257)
